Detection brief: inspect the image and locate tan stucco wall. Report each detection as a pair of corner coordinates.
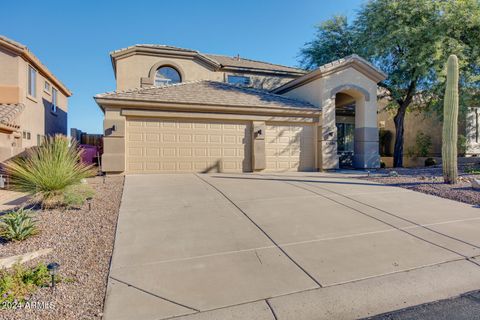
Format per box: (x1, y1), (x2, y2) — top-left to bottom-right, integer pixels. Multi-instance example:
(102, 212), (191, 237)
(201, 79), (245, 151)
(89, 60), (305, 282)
(0, 48), (68, 160)
(0, 47), (19, 86)
(115, 55), (222, 90)
(377, 100), (443, 157)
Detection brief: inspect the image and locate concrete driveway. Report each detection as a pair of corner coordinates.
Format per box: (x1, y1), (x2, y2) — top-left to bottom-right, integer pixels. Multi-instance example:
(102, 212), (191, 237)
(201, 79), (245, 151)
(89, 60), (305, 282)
(104, 172), (480, 320)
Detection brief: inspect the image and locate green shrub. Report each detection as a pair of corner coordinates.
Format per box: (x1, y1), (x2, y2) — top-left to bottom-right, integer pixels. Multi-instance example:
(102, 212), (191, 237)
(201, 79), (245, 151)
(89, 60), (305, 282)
(4, 135), (96, 208)
(425, 157), (437, 167)
(0, 208), (38, 241)
(380, 161), (386, 168)
(0, 263), (51, 304)
(415, 132), (432, 157)
(63, 184), (95, 208)
(464, 167), (480, 174)
(458, 134), (467, 156)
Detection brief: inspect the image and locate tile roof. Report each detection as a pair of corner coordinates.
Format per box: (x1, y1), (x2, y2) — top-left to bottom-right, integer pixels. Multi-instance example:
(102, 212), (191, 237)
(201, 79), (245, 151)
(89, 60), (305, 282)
(110, 44), (197, 56)
(0, 104), (24, 129)
(110, 44), (306, 75)
(95, 80), (315, 109)
(205, 54), (306, 74)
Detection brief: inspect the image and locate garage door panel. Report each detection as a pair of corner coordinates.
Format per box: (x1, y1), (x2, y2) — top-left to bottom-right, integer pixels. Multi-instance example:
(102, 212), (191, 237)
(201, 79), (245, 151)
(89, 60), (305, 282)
(126, 118), (251, 173)
(265, 124), (315, 172)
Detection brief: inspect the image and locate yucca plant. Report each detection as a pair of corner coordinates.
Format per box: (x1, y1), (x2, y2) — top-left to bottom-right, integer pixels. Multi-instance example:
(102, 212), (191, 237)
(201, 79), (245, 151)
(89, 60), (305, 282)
(3, 135), (96, 208)
(0, 207), (38, 241)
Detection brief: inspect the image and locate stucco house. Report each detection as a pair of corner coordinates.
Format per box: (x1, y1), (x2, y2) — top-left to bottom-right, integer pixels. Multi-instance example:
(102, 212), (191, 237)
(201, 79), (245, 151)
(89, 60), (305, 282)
(95, 45), (386, 174)
(0, 35), (71, 162)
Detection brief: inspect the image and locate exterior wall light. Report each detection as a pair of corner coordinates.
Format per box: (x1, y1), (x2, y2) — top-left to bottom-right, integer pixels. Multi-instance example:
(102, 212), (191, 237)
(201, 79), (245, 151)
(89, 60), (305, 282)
(112, 125), (116, 132)
(47, 262), (60, 289)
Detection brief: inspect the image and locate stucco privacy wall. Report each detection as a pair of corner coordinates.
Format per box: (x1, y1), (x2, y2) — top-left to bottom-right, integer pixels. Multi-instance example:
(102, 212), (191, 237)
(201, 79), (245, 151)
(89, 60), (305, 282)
(279, 67), (382, 169)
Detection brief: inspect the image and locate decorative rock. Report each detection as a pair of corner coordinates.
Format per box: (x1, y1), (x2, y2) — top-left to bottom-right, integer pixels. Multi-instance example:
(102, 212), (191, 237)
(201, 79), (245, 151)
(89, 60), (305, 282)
(389, 171), (399, 177)
(471, 179), (480, 190)
(0, 248), (52, 269)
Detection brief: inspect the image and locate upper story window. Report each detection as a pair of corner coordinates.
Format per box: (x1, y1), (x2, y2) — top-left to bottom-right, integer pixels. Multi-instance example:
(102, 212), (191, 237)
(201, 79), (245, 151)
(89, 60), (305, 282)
(44, 81), (51, 93)
(28, 66), (37, 97)
(155, 66), (181, 86)
(52, 88), (58, 113)
(227, 75), (250, 86)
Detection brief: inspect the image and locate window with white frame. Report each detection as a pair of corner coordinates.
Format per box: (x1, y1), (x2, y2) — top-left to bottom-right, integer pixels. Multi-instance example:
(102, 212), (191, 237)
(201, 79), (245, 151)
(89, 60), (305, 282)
(155, 66), (181, 86)
(23, 131), (31, 140)
(52, 88), (58, 113)
(28, 66), (37, 97)
(44, 81), (51, 93)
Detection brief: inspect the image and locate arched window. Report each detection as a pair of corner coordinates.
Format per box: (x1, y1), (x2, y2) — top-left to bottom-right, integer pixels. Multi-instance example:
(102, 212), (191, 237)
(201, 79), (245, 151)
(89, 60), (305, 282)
(155, 66), (181, 86)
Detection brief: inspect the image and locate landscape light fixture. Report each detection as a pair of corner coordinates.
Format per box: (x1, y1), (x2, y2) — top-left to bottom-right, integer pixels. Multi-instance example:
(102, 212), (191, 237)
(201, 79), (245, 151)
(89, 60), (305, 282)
(87, 197), (93, 211)
(47, 262), (60, 289)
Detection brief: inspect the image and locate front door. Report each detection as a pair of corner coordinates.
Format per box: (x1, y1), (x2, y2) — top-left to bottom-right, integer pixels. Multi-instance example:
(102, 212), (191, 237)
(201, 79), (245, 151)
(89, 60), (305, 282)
(336, 123), (355, 168)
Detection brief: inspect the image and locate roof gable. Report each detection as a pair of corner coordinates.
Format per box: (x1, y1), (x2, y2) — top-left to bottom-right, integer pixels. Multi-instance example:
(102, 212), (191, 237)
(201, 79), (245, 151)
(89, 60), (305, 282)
(272, 55), (387, 94)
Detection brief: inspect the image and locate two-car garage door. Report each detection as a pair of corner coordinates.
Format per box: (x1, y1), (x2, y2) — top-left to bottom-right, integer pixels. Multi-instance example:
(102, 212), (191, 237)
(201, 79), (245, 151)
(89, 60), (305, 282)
(126, 118), (315, 174)
(126, 118), (251, 173)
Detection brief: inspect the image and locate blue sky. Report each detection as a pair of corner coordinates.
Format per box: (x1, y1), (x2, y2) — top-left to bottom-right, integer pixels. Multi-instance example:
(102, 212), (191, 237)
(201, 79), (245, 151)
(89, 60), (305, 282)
(1, 0), (363, 134)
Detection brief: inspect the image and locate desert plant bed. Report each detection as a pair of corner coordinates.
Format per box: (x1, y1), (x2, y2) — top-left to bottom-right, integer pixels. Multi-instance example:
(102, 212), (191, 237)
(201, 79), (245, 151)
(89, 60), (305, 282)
(0, 175), (124, 320)
(362, 167), (480, 206)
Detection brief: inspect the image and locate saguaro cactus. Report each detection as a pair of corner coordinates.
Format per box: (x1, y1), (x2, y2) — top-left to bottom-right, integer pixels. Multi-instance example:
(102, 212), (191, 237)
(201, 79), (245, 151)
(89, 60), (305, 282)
(442, 54), (459, 184)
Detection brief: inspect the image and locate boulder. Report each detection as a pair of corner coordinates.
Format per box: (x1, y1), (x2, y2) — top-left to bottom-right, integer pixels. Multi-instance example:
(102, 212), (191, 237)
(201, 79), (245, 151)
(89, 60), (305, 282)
(471, 179), (480, 190)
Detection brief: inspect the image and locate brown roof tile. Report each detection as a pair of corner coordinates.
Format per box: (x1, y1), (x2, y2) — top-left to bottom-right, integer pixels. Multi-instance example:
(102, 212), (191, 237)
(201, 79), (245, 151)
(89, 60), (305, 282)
(95, 81), (315, 109)
(205, 54), (306, 74)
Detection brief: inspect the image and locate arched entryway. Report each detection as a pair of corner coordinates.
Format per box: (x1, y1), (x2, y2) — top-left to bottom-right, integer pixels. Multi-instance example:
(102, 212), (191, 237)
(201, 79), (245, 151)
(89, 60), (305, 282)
(335, 92), (356, 168)
(331, 84), (377, 169)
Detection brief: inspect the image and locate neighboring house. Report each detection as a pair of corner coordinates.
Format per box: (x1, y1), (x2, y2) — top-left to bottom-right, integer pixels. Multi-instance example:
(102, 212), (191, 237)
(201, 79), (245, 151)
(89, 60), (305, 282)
(95, 45), (386, 174)
(0, 35), (71, 162)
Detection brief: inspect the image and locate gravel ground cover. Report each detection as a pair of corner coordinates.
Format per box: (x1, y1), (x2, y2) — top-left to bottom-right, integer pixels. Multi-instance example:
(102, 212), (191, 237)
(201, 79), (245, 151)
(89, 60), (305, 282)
(0, 175), (124, 320)
(362, 166), (480, 206)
